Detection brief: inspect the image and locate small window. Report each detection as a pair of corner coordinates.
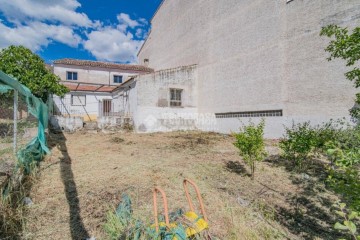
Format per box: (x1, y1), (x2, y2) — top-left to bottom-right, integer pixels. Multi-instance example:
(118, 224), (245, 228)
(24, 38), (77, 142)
(71, 95), (86, 106)
(170, 89), (182, 107)
(113, 75), (123, 83)
(67, 71), (78, 80)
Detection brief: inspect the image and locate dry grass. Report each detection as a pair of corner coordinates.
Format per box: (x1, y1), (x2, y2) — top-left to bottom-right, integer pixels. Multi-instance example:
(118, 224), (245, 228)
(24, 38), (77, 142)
(0, 165), (38, 240)
(24, 131), (342, 240)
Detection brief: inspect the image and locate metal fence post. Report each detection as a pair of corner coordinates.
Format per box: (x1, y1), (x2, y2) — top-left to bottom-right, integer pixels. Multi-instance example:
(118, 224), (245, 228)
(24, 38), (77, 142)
(13, 90), (18, 155)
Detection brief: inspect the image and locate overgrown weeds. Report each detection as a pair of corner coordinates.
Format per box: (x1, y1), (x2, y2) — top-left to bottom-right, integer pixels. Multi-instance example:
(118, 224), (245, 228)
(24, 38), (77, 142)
(0, 163), (38, 239)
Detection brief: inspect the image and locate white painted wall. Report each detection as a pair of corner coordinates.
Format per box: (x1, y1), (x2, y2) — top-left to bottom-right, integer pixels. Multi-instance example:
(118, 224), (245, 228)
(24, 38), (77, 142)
(138, 0), (360, 137)
(52, 92), (114, 121)
(53, 64), (139, 85)
(117, 65), (211, 132)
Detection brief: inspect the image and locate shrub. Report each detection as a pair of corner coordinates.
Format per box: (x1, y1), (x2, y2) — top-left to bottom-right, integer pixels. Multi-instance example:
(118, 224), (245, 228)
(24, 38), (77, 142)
(336, 124), (360, 152)
(279, 122), (317, 170)
(233, 120), (267, 180)
(322, 124), (360, 212)
(314, 120), (340, 151)
(333, 202), (360, 239)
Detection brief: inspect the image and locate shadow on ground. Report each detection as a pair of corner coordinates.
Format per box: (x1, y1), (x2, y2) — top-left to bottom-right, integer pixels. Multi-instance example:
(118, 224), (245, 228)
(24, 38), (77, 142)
(49, 131), (89, 240)
(266, 155), (343, 240)
(225, 160), (250, 176)
(224, 156), (345, 240)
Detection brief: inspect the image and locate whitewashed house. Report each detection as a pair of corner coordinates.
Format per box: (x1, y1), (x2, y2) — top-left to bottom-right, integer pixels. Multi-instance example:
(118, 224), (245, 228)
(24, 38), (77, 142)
(51, 59), (153, 122)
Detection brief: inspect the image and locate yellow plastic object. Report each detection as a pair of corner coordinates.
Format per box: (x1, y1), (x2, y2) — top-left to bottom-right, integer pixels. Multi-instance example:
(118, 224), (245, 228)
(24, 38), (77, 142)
(184, 211), (209, 236)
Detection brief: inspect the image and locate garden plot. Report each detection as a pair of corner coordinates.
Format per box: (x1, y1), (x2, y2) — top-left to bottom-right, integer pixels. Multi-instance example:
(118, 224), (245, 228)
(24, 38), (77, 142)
(26, 131), (341, 240)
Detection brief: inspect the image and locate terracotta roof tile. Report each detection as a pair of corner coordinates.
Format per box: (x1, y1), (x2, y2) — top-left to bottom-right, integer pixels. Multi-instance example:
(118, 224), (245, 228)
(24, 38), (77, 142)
(54, 58), (154, 73)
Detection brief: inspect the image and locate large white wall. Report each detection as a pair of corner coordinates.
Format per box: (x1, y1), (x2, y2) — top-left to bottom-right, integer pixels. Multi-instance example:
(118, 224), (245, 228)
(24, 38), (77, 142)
(138, 0), (360, 137)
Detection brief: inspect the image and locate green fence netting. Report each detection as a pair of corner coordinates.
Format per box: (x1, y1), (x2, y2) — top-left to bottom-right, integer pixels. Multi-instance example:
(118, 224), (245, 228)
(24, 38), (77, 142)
(0, 70), (49, 173)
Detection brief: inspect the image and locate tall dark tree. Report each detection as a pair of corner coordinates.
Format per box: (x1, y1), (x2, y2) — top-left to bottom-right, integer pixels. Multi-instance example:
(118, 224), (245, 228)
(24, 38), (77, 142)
(0, 45), (68, 101)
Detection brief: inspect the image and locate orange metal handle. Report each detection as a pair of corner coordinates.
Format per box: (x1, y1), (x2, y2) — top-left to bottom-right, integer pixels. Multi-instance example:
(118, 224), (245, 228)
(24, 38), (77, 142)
(153, 187), (170, 232)
(183, 179), (208, 222)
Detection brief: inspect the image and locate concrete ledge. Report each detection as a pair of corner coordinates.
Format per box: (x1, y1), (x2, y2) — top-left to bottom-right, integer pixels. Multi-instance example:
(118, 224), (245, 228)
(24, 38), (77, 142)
(49, 116), (84, 132)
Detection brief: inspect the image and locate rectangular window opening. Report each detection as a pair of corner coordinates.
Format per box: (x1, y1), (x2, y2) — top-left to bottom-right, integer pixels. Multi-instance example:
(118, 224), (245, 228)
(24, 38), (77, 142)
(170, 88), (182, 107)
(71, 95), (86, 106)
(67, 71), (78, 81)
(114, 75), (123, 84)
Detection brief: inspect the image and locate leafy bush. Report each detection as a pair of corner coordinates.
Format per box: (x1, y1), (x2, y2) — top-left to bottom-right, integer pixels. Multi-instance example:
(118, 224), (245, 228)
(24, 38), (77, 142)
(333, 202), (360, 239)
(0, 45), (68, 101)
(335, 124), (360, 152)
(279, 122), (318, 170)
(233, 120), (267, 180)
(317, 123), (360, 212)
(327, 141), (360, 212)
(314, 121), (341, 151)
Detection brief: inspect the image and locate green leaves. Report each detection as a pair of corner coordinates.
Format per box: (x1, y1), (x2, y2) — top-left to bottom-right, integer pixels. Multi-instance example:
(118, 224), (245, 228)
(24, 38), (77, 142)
(349, 212), (359, 221)
(0, 45), (68, 101)
(233, 119), (267, 180)
(321, 25), (360, 120)
(279, 122), (317, 170)
(333, 202), (360, 239)
(334, 222), (349, 231)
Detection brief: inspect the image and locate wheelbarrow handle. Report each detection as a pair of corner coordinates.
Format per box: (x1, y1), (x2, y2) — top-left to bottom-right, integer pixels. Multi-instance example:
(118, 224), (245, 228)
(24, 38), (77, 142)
(153, 187), (170, 232)
(183, 179), (208, 222)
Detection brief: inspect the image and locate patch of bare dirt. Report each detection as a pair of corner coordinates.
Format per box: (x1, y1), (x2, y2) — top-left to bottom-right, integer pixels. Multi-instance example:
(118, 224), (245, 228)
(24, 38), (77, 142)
(25, 131), (341, 240)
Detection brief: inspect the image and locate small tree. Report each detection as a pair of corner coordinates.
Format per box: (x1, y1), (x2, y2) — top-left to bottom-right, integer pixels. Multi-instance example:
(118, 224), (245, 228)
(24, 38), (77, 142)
(320, 25), (360, 120)
(233, 120), (267, 180)
(0, 45), (68, 101)
(279, 122), (317, 170)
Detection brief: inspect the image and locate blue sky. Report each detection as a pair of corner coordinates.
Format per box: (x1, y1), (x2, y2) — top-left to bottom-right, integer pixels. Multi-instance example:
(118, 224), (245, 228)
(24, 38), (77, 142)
(0, 0), (162, 63)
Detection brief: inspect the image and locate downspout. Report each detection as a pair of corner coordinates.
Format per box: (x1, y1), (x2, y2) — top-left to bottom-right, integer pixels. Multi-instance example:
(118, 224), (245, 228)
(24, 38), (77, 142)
(108, 71), (111, 86)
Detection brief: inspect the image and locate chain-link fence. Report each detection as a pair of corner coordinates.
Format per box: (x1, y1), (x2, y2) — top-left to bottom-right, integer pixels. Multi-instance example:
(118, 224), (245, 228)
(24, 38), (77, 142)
(0, 90), (38, 168)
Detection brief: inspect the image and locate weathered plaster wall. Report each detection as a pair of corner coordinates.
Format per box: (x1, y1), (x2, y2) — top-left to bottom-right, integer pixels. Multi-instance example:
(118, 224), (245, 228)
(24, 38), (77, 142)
(118, 65), (206, 132)
(49, 116), (84, 132)
(136, 65), (199, 132)
(52, 93), (114, 121)
(138, 0), (360, 137)
(53, 65), (138, 85)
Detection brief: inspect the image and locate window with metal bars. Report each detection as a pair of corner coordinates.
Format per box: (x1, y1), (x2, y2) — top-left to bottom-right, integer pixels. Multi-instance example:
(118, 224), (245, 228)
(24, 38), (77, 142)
(170, 88), (182, 107)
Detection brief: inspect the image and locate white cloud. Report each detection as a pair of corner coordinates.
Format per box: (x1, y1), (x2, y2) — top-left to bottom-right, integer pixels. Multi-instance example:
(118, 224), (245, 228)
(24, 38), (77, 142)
(135, 28), (148, 39)
(117, 13), (142, 29)
(83, 27), (143, 63)
(0, 0), (93, 27)
(0, 4), (149, 63)
(0, 21), (81, 51)
(83, 13), (149, 63)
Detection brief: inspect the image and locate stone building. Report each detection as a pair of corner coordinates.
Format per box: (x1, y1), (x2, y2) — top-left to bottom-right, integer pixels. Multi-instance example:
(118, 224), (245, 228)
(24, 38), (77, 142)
(136, 0), (360, 137)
